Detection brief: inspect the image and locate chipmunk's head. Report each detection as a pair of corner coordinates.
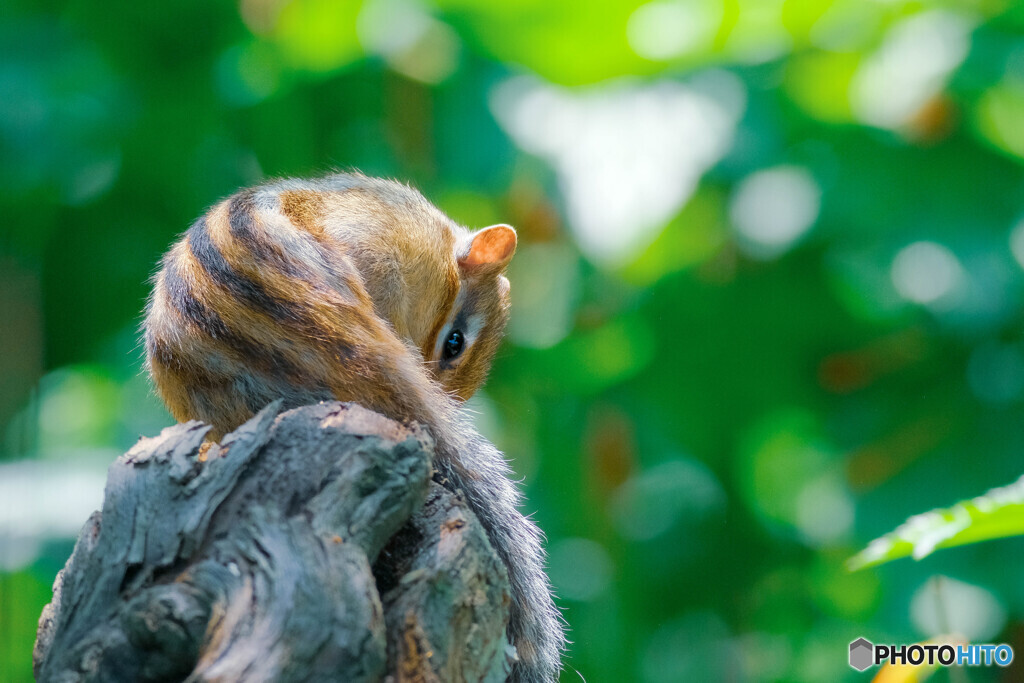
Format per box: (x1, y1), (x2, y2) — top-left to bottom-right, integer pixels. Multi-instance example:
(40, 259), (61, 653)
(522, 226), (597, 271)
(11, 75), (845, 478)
(426, 223), (516, 400)
(295, 174), (516, 403)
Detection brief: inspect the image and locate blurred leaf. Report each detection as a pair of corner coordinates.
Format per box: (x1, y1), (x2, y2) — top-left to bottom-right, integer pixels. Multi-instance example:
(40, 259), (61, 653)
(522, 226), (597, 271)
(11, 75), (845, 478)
(271, 0), (363, 72)
(784, 50), (859, 123)
(545, 313), (656, 395)
(436, 0), (659, 85)
(811, 550), (881, 620)
(0, 570), (51, 682)
(739, 408), (833, 530)
(779, 0), (832, 42)
(975, 78), (1024, 160)
(849, 475), (1024, 570)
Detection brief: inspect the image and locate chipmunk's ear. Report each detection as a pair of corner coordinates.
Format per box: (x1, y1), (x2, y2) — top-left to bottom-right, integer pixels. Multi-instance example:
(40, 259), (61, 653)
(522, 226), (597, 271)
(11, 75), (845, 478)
(458, 224), (517, 274)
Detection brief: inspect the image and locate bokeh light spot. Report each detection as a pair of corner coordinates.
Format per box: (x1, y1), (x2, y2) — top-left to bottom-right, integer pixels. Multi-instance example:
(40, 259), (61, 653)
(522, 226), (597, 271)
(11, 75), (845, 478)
(0, 461), (105, 571)
(547, 537), (614, 602)
(890, 241), (964, 305)
(726, 0), (790, 64)
(851, 10), (973, 130)
(491, 71), (744, 266)
(967, 342), (1024, 404)
(809, 0), (881, 52)
(507, 243), (579, 349)
(38, 367), (120, 453)
(910, 576), (1006, 641)
(729, 165), (820, 260)
(740, 409), (832, 530)
(795, 473), (854, 545)
(1008, 217), (1024, 269)
(215, 42), (282, 106)
(610, 458), (725, 541)
(357, 0), (459, 84)
(626, 0), (722, 61)
(643, 612), (736, 682)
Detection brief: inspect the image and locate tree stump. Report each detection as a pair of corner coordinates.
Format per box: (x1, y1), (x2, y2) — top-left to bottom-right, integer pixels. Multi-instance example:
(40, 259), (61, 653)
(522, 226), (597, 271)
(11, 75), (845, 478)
(33, 401), (515, 682)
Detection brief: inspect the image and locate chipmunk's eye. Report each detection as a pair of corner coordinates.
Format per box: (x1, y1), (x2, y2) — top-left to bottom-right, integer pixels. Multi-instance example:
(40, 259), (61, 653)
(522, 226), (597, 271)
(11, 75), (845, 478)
(442, 329), (465, 360)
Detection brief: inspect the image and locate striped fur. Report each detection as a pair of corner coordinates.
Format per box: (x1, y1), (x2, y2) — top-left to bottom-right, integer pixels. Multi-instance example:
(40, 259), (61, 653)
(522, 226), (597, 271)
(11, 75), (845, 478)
(144, 172), (564, 682)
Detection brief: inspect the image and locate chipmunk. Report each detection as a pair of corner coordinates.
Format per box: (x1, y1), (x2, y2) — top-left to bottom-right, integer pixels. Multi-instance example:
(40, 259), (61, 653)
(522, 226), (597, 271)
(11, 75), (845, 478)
(143, 172), (564, 682)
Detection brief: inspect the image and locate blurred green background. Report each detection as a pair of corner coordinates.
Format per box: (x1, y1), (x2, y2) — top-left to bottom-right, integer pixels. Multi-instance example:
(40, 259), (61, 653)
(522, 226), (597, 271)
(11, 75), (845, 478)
(4, 0), (1024, 681)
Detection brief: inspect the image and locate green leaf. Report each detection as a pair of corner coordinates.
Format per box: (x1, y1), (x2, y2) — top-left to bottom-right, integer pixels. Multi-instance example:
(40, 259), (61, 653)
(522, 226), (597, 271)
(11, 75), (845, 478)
(849, 475), (1024, 571)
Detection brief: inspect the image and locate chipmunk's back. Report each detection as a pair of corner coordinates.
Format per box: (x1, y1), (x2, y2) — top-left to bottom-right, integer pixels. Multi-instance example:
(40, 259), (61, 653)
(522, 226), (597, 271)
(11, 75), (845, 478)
(145, 173), (514, 439)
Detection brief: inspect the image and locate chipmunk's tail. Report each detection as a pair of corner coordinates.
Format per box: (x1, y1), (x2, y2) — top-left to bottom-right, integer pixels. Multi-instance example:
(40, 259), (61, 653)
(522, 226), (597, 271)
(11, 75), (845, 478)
(430, 405), (566, 683)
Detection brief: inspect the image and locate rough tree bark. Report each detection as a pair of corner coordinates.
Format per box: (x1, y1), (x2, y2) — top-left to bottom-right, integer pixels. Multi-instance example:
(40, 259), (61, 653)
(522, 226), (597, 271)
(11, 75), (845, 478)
(33, 401), (515, 682)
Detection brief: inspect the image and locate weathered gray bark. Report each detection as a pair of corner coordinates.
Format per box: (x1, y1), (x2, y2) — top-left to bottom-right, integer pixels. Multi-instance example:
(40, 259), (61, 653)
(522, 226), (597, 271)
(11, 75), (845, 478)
(34, 401), (514, 683)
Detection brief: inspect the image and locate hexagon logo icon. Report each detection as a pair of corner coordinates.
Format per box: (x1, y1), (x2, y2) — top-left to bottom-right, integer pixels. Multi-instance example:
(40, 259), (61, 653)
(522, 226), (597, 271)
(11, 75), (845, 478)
(849, 638), (874, 671)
